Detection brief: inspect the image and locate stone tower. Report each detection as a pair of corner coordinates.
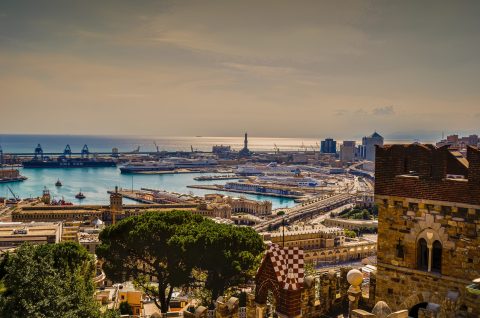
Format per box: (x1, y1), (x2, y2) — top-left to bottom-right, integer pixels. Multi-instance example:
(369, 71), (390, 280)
(110, 186), (122, 224)
(374, 144), (480, 317)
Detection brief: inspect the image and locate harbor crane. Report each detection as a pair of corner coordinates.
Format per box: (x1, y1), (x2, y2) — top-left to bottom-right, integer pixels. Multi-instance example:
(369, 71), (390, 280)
(7, 186), (20, 202)
(63, 144), (72, 158)
(81, 144), (90, 159)
(153, 142), (159, 153)
(34, 144), (44, 160)
(273, 144), (280, 154)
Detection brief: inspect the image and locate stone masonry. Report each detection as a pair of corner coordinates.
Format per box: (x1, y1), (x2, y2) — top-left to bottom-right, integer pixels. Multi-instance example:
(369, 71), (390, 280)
(375, 144), (480, 317)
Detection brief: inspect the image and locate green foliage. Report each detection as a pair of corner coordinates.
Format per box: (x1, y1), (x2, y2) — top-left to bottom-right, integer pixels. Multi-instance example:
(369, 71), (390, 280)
(0, 242), (99, 318)
(338, 207), (373, 220)
(304, 261), (316, 277)
(276, 211), (285, 216)
(344, 230), (357, 238)
(119, 301), (133, 315)
(97, 210), (265, 312)
(189, 222), (265, 302)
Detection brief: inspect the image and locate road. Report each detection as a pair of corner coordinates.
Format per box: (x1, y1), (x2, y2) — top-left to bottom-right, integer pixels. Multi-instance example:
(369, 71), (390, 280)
(253, 193), (354, 232)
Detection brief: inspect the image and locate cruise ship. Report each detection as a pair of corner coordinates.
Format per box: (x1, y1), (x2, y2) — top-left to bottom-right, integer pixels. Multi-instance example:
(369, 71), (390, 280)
(165, 158), (218, 168)
(119, 161), (175, 174)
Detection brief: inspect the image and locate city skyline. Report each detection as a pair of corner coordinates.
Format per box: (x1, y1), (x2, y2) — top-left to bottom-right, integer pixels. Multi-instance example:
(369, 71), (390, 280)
(1, 1), (480, 139)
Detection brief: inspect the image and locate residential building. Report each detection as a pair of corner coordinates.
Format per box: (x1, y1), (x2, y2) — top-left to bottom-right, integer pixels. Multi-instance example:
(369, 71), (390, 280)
(0, 222), (62, 250)
(117, 282), (144, 316)
(340, 140), (356, 163)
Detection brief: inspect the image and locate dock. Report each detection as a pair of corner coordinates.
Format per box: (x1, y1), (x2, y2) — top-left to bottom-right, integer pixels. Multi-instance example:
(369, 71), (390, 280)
(193, 175), (245, 181)
(186, 184), (304, 199)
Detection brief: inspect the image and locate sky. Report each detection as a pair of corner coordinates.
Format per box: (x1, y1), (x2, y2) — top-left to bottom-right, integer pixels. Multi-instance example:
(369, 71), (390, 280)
(1, 0), (479, 140)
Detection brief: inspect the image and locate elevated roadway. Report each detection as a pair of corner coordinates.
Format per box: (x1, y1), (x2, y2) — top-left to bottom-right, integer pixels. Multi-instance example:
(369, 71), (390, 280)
(253, 193), (354, 232)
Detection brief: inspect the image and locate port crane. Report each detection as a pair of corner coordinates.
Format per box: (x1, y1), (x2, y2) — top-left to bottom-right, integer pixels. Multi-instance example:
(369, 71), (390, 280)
(273, 144), (280, 154)
(81, 144), (90, 158)
(153, 142), (159, 153)
(6, 186), (20, 202)
(63, 144), (72, 158)
(34, 144), (44, 160)
(130, 146), (141, 153)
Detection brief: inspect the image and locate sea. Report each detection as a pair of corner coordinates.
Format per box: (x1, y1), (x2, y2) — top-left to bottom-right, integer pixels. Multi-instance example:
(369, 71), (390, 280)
(0, 134), (422, 209)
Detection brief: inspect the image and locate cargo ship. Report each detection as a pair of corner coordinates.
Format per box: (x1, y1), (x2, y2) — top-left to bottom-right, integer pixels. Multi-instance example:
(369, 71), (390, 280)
(22, 144), (116, 168)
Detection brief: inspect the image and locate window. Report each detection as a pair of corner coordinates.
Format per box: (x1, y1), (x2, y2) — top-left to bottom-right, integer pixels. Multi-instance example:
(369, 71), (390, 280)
(409, 203), (419, 212)
(417, 238), (428, 271)
(457, 207), (468, 218)
(396, 239), (405, 259)
(432, 241), (442, 273)
(441, 206), (452, 214)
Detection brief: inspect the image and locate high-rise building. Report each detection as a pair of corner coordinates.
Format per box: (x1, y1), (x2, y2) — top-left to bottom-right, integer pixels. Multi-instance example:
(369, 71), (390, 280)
(320, 138), (337, 154)
(360, 131), (384, 161)
(340, 140), (356, 163)
(374, 144), (480, 317)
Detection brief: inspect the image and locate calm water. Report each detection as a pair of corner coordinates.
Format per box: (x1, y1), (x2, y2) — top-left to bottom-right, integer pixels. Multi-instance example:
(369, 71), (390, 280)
(0, 134), (422, 153)
(0, 168), (295, 209)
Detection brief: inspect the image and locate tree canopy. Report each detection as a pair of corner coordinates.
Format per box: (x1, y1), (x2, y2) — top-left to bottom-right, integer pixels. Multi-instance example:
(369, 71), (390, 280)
(97, 210), (265, 312)
(0, 242), (100, 318)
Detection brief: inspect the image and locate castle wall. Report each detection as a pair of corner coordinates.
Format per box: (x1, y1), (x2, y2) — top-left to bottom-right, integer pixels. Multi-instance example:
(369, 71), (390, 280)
(374, 144), (480, 317)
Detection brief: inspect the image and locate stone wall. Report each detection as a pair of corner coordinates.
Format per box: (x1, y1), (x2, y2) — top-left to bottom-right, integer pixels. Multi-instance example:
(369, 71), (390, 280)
(374, 144), (480, 317)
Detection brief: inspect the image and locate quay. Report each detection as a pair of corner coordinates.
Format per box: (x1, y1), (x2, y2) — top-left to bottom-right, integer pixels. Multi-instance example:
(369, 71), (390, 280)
(193, 175), (245, 181)
(186, 184), (304, 199)
(106, 189), (197, 205)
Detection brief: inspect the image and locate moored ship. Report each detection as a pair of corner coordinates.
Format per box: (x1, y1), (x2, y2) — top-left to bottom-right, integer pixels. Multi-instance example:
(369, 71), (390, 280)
(22, 144), (116, 168)
(0, 169), (27, 183)
(119, 161), (175, 174)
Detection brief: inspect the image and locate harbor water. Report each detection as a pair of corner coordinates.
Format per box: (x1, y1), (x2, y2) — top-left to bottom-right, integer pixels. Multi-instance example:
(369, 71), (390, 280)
(0, 168), (296, 209)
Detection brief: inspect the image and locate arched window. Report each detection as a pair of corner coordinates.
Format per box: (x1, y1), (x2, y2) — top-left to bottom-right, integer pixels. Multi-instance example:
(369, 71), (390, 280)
(432, 240), (442, 273)
(417, 238), (428, 271)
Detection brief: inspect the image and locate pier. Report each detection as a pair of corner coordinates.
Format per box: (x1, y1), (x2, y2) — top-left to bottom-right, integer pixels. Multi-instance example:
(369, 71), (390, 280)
(186, 184), (304, 199)
(193, 175), (245, 181)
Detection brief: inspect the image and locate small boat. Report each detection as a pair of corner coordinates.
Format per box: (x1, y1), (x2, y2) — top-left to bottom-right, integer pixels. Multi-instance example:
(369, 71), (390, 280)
(75, 190), (86, 200)
(55, 179), (62, 187)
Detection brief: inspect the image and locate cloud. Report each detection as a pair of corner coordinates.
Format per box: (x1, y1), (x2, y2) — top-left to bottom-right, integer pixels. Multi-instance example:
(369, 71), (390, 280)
(372, 106), (395, 116)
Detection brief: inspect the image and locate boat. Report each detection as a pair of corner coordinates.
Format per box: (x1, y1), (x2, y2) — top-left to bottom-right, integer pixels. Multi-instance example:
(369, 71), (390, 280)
(75, 190), (86, 200)
(119, 161), (175, 174)
(236, 165), (264, 176)
(55, 179), (62, 187)
(22, 144), (117, 168)
(165, 158), (218, 168)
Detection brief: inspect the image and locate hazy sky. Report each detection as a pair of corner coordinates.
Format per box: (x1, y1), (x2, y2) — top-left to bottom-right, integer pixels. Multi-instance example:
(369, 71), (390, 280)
(1, 1), (479, 139)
